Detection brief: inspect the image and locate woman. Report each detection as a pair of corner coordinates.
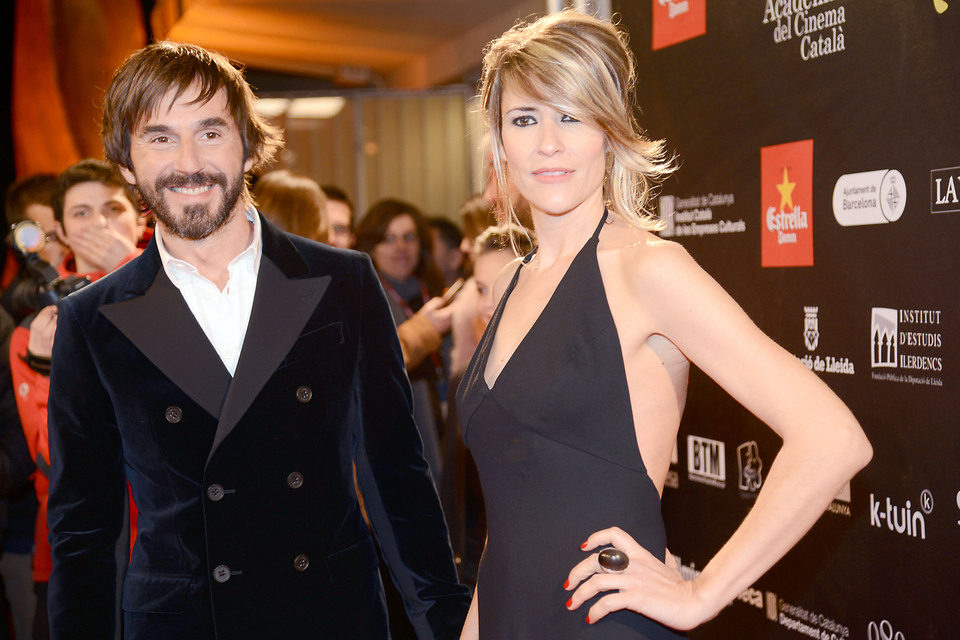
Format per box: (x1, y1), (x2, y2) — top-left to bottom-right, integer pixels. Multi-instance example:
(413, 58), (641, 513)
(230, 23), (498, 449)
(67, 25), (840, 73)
(470, 224), (535, 327)
(447, 195), (498, 375)
(253, 169), (327, 242)
(356, 198), (450, 478)
(456, 11), (871, 639)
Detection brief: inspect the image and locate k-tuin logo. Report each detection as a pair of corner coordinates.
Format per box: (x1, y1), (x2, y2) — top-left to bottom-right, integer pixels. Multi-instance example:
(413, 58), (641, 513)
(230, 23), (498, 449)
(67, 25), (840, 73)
(869, 489), (931, 540)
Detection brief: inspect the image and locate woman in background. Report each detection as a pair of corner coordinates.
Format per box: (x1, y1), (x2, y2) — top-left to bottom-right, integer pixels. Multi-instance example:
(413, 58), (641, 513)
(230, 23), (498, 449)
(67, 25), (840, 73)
(253, 169), (327, 242)
(442, 223), (533, 589)
(355, 198), (450, 478)
(456, 11), (871, 639)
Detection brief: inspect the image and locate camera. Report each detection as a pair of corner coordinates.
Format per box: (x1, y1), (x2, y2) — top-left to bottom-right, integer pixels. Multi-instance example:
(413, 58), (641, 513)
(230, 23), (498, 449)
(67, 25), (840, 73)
(3, 221), (90, 318)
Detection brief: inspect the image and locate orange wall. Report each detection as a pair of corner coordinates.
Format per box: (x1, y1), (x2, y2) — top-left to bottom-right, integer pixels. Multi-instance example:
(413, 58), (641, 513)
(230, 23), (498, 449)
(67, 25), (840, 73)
(13, 0), (146, 177)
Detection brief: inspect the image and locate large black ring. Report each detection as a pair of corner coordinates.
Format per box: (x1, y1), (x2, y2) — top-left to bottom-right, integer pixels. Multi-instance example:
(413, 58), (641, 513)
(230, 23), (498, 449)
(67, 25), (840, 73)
(597, 547), (629, 573)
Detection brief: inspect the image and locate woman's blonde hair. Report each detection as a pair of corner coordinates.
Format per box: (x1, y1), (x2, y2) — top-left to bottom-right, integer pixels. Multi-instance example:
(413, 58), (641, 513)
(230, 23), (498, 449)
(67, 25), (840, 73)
(473, 223), (536, 258)
(253, 170), (327, 241)
(480, 10), (674, 230)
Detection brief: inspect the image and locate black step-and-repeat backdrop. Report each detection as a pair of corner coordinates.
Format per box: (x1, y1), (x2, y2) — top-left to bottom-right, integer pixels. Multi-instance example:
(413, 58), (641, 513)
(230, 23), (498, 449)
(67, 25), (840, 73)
(612, 2), (960, 638)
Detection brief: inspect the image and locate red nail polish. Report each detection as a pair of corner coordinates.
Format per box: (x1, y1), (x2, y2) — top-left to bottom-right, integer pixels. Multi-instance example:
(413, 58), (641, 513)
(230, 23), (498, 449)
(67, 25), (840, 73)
(585, 615), (591, 624)
(580, 540), (588, 549)
(566, 598), (572, 609)
(563, 579), (569, 589)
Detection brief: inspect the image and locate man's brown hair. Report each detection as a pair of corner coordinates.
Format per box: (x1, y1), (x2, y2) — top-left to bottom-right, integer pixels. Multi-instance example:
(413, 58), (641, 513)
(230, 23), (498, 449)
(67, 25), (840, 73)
(5, 174), (57, 225)
(52, 159), (137, 224)
(101, 41), (282, 172)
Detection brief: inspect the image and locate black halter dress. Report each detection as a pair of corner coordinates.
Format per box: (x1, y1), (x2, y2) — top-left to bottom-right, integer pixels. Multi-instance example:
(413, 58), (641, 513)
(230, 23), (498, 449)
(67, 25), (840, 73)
(456, 213), (684, 639)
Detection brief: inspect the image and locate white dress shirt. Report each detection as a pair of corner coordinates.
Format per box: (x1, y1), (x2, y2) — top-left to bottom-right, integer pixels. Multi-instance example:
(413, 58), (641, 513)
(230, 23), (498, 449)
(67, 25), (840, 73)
(155, 207), (262, 376)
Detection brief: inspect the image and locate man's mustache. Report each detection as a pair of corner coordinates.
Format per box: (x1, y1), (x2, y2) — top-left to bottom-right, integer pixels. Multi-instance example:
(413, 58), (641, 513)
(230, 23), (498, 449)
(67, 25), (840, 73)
(155, 172), (227, 190)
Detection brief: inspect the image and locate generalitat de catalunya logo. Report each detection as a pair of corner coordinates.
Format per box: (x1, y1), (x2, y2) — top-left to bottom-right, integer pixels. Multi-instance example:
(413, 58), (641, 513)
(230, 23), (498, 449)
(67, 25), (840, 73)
(761, 139), (814, 267)
(652, 0), (707, 51)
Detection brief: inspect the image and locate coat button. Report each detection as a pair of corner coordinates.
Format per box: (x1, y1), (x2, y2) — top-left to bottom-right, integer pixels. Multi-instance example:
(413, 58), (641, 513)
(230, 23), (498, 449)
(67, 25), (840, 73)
(293, 554), (310, 572)
(296, 386), (313, 403)
(213, 565), (231, 583)
(165, 406), (183, 423)
(207, 484), (225, 502)
(287, 472), (304, 489)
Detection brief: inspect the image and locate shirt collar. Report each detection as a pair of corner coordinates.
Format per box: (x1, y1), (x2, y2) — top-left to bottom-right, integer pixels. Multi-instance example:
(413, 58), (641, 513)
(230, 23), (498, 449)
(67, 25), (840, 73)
(156, 205), (262, 284)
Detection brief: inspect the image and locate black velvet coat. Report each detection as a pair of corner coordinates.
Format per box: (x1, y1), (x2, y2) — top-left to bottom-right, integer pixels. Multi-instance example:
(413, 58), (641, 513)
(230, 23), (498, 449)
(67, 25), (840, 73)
(46, 216), (470, 639)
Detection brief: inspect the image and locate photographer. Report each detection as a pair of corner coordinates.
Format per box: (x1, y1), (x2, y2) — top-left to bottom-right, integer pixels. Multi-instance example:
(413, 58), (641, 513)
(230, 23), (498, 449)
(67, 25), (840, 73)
(10, 159), (143, 639)
(2, 175), (67, 324)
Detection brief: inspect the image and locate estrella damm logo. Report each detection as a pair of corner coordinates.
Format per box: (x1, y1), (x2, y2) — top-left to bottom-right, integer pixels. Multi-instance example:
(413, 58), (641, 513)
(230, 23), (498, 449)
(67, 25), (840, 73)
(761, 139), (814, 267)
(652, 0), (707, 51)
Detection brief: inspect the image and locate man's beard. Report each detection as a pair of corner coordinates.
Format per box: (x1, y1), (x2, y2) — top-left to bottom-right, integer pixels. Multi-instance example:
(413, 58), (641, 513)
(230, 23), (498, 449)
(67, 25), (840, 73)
(139, 170), (244, 241)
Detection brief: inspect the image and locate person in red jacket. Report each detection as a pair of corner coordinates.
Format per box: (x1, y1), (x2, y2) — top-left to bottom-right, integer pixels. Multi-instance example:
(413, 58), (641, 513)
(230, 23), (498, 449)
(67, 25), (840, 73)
(11, 159), (144, 639)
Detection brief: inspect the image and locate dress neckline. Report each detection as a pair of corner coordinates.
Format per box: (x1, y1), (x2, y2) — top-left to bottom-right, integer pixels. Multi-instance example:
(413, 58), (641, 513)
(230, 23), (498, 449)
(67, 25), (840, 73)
(481, 211), (608, 391)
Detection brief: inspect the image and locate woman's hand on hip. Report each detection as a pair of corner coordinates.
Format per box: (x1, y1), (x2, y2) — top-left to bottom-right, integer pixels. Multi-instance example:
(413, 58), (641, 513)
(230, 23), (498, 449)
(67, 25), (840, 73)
(564, 526), (718, 631)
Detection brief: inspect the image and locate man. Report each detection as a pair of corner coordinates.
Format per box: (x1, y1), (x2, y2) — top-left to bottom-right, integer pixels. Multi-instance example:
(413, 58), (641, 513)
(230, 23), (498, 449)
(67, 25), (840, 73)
(47, 42), (469, 639)
(50, 160), (144, 279)
(427, 217), (465, 288)
(11, 159), (145, 640)
(320, 184), (356, 249)
(3, 174), (66, 272)
(2, 174), (66, 321)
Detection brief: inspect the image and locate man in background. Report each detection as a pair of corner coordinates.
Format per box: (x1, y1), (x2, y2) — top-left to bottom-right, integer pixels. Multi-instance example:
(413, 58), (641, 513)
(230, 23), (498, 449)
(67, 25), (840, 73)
(427, 217), (465, 288)
(2, 175), (67, 322)
(11, 158), (143, 640)
(320, 184), (356, 249)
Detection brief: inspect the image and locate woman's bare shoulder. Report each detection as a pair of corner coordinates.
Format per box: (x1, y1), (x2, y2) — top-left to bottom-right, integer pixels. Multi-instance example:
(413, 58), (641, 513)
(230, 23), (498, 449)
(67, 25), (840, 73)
(599, 221), (699, 288)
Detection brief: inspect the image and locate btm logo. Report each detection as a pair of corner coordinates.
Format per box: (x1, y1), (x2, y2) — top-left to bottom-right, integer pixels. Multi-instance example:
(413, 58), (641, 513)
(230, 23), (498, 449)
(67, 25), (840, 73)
(686, 435), (726, 489)
(870, 490), (933, 540)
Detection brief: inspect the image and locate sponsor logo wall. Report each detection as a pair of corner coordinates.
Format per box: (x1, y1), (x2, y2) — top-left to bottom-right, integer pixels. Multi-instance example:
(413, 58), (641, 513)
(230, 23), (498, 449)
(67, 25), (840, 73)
(617, 1), (960, 637)
(930, 166), (960, 214)
(870, 307), (943, 386)
(658, 192), (745, 238)
(761, 140), (814, 267)
(763, 0), (848, 61)
(652, 0), (707, 50)
(686, 435), (726, 489)
(833, 169), (906, 226)
(798, 306), (855, 375)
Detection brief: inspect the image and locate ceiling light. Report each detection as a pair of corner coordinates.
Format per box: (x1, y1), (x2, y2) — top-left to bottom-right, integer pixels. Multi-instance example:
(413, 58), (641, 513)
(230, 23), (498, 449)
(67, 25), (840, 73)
(253, 98), (290, 118)
(286, 97), (346, 119)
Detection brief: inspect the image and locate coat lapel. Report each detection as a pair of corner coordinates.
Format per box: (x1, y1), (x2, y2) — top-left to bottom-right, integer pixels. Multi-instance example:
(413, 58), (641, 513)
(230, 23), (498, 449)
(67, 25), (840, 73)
(100, 243), (232, 420)
(207, 219), (331, 460)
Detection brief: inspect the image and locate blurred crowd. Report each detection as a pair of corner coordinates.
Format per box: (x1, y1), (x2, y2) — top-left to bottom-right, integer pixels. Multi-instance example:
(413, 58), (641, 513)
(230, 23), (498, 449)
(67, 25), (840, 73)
(0, 158), (532, 639)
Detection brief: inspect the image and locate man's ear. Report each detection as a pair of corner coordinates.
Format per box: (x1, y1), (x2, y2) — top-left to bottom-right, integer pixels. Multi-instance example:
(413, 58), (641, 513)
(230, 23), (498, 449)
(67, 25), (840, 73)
(118, 165), (137, 186)
(243, 157), (254, 173)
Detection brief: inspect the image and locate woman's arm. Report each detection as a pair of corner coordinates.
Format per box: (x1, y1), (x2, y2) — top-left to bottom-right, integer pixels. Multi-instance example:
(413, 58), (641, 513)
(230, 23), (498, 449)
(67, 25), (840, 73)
(567, 240), (872, 629)
(396, 299), (446, 368)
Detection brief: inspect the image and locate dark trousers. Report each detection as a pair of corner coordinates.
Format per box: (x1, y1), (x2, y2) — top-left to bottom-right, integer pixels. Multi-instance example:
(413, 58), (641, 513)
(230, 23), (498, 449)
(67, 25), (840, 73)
(32, 583), (47, 640)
